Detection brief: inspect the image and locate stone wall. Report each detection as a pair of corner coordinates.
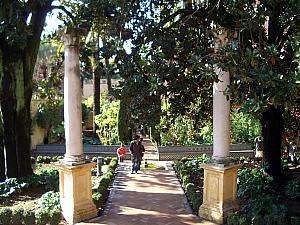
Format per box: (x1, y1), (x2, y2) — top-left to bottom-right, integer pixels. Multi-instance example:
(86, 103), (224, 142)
(157, 144), (254, 160)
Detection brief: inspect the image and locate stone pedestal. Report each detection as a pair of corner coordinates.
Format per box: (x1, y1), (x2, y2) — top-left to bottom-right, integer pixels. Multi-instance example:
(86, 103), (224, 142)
(199, 163), (240, 224)
(57, 162), (97, 224)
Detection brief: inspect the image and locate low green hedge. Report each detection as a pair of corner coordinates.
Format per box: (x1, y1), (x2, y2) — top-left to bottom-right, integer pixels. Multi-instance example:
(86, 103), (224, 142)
(174, 157), (205, 214)
(92, 158), (118, 211)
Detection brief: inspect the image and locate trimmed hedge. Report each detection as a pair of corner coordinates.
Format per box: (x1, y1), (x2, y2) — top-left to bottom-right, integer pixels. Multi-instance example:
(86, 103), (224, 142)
(92, 158), (118, 211)
(174, 158), (205, 213)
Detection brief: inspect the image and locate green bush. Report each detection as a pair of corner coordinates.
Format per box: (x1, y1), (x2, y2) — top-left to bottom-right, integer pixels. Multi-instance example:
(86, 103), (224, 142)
(92, 192), (104, 208)
(291, 216), (300, 225)
(49, 209), (61, 225)
(36, 208), (50, 225)
(31, 156), (36, 164)
(252, 215), (264, 225)
(182, 175), (191, 188)
(23, 208), (36, 225)
(231, 108), (261, 144)
(186, 183), (195, 198)
(92, 157), (97, 162)
(83, 136), (101, 145)
(285, 176), (300, 199)
(227, 213), (239, 225)
(0, 178), (29, 198)
(180, 157), (189, 164)
(0, 207), (12, 224)
(185, 156), (208, 173)
(36, 155), (43, 163)
(180, 169), (188, 177)
(37, 191), (61, 211)
(95, 98), (120, 145)
(97, 185), (107, 195)
(190, 192), (202, 213)
(11, 207), (24, 225)
(105, 157), (112, 165)
(237, 166), (274, 199)
(227, 213), (251, 225)
(35, 168), (59, 191)
(35, 191), (61, 225)
(99, 177), (111, 188)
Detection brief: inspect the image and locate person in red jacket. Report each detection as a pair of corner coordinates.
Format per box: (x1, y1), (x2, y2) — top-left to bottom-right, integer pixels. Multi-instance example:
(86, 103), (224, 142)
(117, 143), (127, 162)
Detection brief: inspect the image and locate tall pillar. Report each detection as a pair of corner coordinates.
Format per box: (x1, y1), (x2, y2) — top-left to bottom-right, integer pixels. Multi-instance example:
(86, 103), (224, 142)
(57, 27), (97, 224)
(199, 29), (240, 224)
(63, 27), (85, 165)
(213, 68), (230, 162)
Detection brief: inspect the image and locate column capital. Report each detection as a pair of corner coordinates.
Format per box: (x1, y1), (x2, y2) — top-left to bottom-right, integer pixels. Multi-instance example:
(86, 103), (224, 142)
(212, 28), (236, 51)
(64, 27), (86, 46)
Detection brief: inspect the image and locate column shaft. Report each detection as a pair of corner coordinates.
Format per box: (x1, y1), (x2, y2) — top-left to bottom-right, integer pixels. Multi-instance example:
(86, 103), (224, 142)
(213, 68), (230, 160)
(63, 28), (85, 164)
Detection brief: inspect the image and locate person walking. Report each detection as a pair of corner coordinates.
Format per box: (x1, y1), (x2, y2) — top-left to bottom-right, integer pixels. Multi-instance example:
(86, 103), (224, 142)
(117, 143), (127, 163)
(254, 136), (263, 158)
(138, 138), (145, 170)
(129, 135), (143, 174)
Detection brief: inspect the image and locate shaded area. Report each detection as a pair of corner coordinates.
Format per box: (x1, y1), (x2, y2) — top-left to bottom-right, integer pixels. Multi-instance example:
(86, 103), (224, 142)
(78, 163), (215, 225)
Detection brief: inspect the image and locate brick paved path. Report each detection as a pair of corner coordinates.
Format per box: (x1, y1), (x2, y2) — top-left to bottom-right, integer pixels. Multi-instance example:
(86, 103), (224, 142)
(77, 162), (216, 225)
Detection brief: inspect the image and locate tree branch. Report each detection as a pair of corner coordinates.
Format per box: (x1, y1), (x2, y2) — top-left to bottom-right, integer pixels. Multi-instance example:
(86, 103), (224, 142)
(48, 5), (75, 22)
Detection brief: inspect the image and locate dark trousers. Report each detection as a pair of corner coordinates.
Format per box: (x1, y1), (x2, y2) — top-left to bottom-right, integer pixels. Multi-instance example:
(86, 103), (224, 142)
(132, 161), (139, 173)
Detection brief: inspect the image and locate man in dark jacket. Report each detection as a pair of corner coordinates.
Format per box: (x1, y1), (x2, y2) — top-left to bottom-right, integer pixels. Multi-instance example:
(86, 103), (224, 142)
(129, 135), (144, 174)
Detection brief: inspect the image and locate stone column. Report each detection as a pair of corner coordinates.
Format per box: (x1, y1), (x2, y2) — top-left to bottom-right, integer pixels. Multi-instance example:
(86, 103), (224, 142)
(63, 27), (85, 165)
(213, 68), (230, 162)
(57, 28), (97, 224)
(199, 29), (240, 224)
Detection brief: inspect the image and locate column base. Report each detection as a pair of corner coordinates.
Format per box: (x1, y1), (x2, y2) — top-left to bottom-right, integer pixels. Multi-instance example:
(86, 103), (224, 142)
(56, 162), (97, 224)
(199, 163), (240, 224)
(63, 154), (86, 166)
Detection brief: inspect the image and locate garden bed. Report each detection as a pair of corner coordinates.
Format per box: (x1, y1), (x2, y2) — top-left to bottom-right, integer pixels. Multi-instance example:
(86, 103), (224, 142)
(174, 156), (300, 225)
(0, 156), (118, 225)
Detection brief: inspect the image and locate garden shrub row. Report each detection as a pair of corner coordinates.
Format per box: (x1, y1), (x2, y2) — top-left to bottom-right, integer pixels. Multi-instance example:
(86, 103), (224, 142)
(0, 168), (59, 199)
(92, 158), (118, 211)
(33, 155), (113, 165)
(174, 157), (300, 225)
(31, 155), (63, 164)
(0, 157), (117, 224)
(228, 163), (300, 225)
(0, 191), (61, 225)
(174, 157), (208, 213)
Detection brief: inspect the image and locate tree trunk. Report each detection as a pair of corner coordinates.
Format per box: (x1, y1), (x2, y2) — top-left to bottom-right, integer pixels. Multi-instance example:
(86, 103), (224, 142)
(93, 66), (100, 137)
(261, 105), (284, 180)
(0, 110), (5, 181)
(0, 49), (5, 181)
(118, 97), (130, 144)
(0, 1), (50, 178)
(103, 36), (112, 95)
(93, 35), (100, 137)
(1, 47), (19, 178)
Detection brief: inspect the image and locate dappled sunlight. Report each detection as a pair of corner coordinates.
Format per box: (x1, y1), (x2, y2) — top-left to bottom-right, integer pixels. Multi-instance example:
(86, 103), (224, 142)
(77, 161), (216, 225)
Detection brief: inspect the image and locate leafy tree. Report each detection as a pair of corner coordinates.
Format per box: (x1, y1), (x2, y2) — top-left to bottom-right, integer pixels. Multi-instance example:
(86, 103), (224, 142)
(95, 91), (120, 145)
(0, 0), (55, 178)
(104, 0), (299, 179)
(215, 1), (300, 178)
(0, 0), (79, 179)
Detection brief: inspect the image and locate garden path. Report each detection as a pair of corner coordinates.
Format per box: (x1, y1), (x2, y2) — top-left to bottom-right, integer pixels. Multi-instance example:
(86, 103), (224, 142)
(142, 138), (159, 161)
(76, 161), (216, 225)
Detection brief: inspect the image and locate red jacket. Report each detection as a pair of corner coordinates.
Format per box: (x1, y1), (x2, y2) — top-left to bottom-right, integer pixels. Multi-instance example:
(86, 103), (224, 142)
(117, 147), (127, 159)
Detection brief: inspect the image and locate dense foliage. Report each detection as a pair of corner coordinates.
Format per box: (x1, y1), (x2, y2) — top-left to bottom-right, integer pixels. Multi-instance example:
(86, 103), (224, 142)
(174, 157), (300, 224)
(92, 158), (118, 211)
(159, 107), (261, 146)
(94, 92), (120, 145)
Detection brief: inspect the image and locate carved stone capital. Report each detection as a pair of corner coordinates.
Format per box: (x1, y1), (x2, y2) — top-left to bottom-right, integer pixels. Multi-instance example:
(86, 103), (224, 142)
(212, 28), (236, 51)
(64, 27), (86, 46)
